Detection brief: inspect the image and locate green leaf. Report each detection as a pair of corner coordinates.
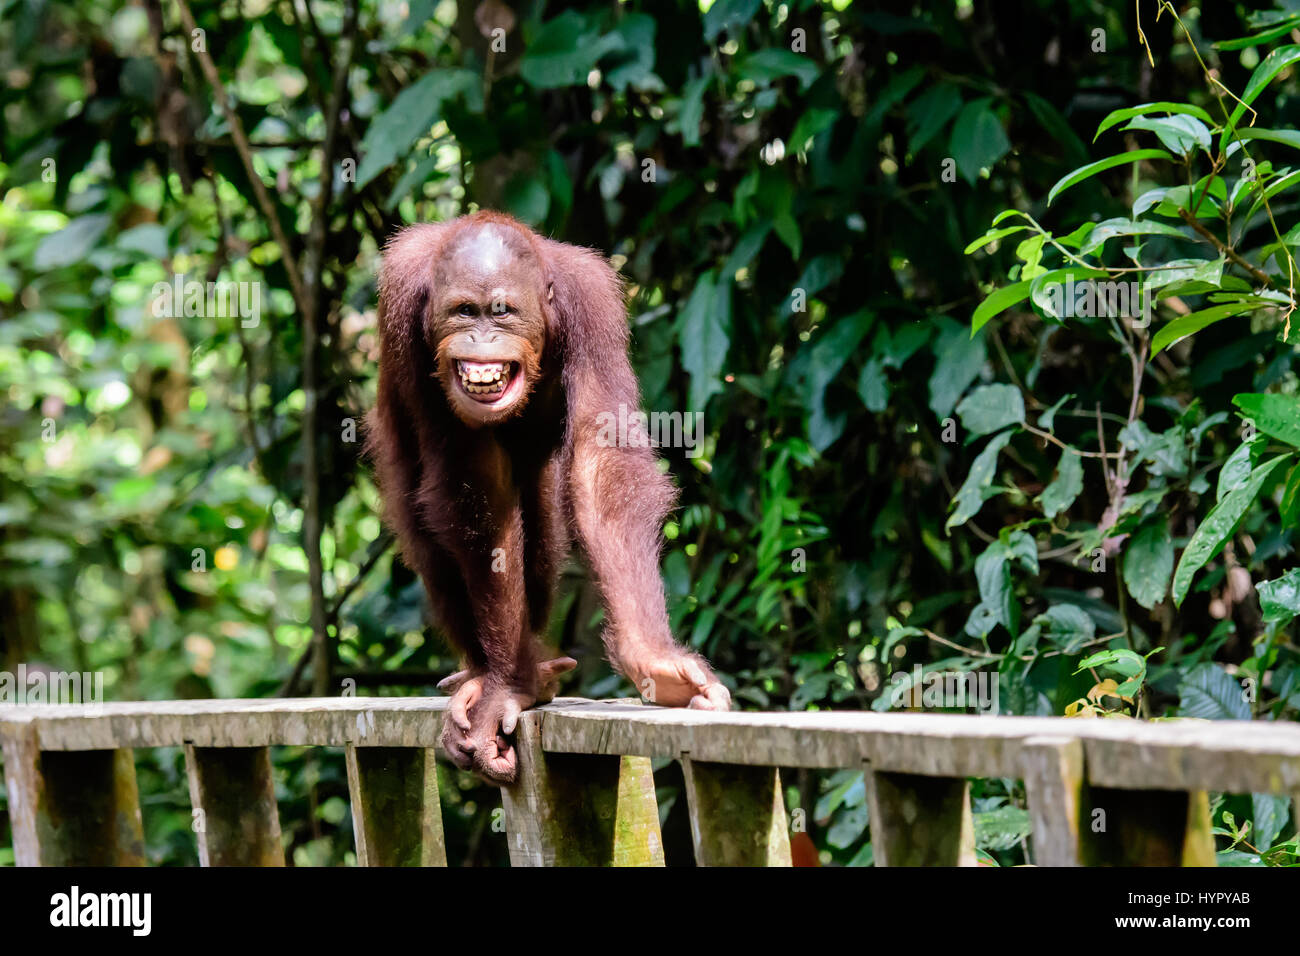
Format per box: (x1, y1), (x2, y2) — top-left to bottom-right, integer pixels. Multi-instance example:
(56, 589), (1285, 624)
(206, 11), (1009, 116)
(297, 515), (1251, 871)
(1232, 393), (1300, 447)
(601, 14), (657, 91)
(1079, 217), (1190, 257)
(1151, 301), (1270, 356)
(802, 310), (874, 451)
(1047, 149), (1172, 205)
(520, 11), (608, 88)
(1077, 648), (1145, 678)
(355, 70), (477, 188)
(383, 152), (442, 211)
(1216, 16), (1300, 51)
(929, 317), (987, 419)
(1257, 569), (1300, 624)
(789, 107), (838, 153)
(1178, 663), (1251, 720)
(874, 322), (929, 369)
(1056, 222), (1098, 248)
(1281, 464), (1300, 527)
(1122, 115), (1211, 156)
(1015, 233), (1046, 278)
(1118, 420), (1189, 478)
(678, 75), (710, 147)
(1038, 450), (1083, 520)
(1032, 604), (1096, 654)
(1123, 522), (1174, 610)
(1242, 168), (1300, 224)
(1075, 647), (1153, 697)
(964, 601), (1001, 639)
(1216, 442), (1255, 501)
(976, 267), (1107, 333)
(1038, 393), (1075, 432)
(1146, 256), (1224, 290)
(1232, 127), (1300, 151)
(792, 254), (844, 301)
(947, 430), (1013, 531)
(722, 224), (771, 278)
(116, 223), (170, 259)
(1171, 455), (1290, 606)
(1221, 45), (1300, 152)
(33, 214), (112, 270)
(702, 0), (760, 42)
(1094, 102), (1214, 141)
(906, 84), (963, 154)
(955, 383), (1025, 436)
(738, 49), (820, 91)
(1251, 793), (1289, 849)
(677, 270), (732, 413)
(972, 280), (1033, 334)
(963, 224), (1029, 256)
(972, 531), (1037, 634)
(857, 357), (889, 413)
(973, 805), (1032, 852)
(949, 98), (1010, 186)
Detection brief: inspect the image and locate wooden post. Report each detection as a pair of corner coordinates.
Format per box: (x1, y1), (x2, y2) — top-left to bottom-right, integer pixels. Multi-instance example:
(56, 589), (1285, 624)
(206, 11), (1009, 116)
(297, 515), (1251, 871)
(0, 727), (144, 866)
(1078, 786), (1216, 866)
(680, 757), (791, 866)
(500, 714), (664, 866)
(345, 746), (447, 866)
(864, 765), (976, 866)
(184, 745), (284, 866)
(1022, 736), (1085, 866)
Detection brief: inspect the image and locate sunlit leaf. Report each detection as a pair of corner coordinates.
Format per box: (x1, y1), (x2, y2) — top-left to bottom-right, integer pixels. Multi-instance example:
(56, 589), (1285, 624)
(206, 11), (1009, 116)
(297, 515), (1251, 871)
(1047, 149), (1172, 205)
(1093, 102), (1213, 141)
(1232, 393), (1300, 447)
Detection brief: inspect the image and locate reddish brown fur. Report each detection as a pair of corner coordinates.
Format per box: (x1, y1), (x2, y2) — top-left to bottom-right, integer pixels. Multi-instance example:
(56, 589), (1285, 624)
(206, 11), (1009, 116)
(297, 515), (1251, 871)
(366, 212), (729, 783)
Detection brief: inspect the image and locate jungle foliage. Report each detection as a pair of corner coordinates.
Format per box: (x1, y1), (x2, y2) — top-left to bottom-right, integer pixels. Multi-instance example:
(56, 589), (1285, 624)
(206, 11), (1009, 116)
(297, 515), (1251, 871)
(1, 0), (1298, 865)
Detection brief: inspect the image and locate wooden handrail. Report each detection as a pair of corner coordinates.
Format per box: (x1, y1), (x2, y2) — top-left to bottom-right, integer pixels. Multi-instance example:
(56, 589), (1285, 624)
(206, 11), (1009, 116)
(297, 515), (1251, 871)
(3, 698), (1299, 867)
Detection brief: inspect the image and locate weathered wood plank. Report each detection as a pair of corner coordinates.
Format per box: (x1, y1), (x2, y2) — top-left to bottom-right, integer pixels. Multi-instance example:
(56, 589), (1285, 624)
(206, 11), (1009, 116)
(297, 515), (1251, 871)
(1021, 735), (1085, 866)
(0, 726), (144, 866)
(0, 725), (40, 866)
(0, 697), (449, 751)
(539, 703), (1300, 794)
(680, 759), (790, 866)
(3, 698), (1300, 796)
(184, 745), (284, 866)
(1077, 786), (1216, 866)
(345, 746), (447, 866)
(500, 714), (663, 866)
(864, 767), (976, 866)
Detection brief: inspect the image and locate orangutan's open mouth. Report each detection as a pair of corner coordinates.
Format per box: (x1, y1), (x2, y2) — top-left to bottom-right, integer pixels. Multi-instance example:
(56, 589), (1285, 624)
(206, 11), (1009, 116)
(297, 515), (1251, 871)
(455, 360), (523, 405)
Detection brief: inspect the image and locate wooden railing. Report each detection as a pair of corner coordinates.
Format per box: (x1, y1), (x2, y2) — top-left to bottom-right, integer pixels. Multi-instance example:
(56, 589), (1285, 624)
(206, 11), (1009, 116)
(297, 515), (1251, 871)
(2, 697), (1299, 866)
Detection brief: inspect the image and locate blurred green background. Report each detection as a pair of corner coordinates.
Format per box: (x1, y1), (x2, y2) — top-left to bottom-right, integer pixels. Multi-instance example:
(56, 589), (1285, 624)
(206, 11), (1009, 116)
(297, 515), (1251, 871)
(1, 0), (1299, 865)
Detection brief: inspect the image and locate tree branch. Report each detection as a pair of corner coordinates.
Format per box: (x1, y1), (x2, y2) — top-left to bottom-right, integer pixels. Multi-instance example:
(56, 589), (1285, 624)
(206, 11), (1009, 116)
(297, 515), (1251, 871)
(175, 0), (307, 314)
(1177, 207), (1274, 288)
(302, 0), (361, 697)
